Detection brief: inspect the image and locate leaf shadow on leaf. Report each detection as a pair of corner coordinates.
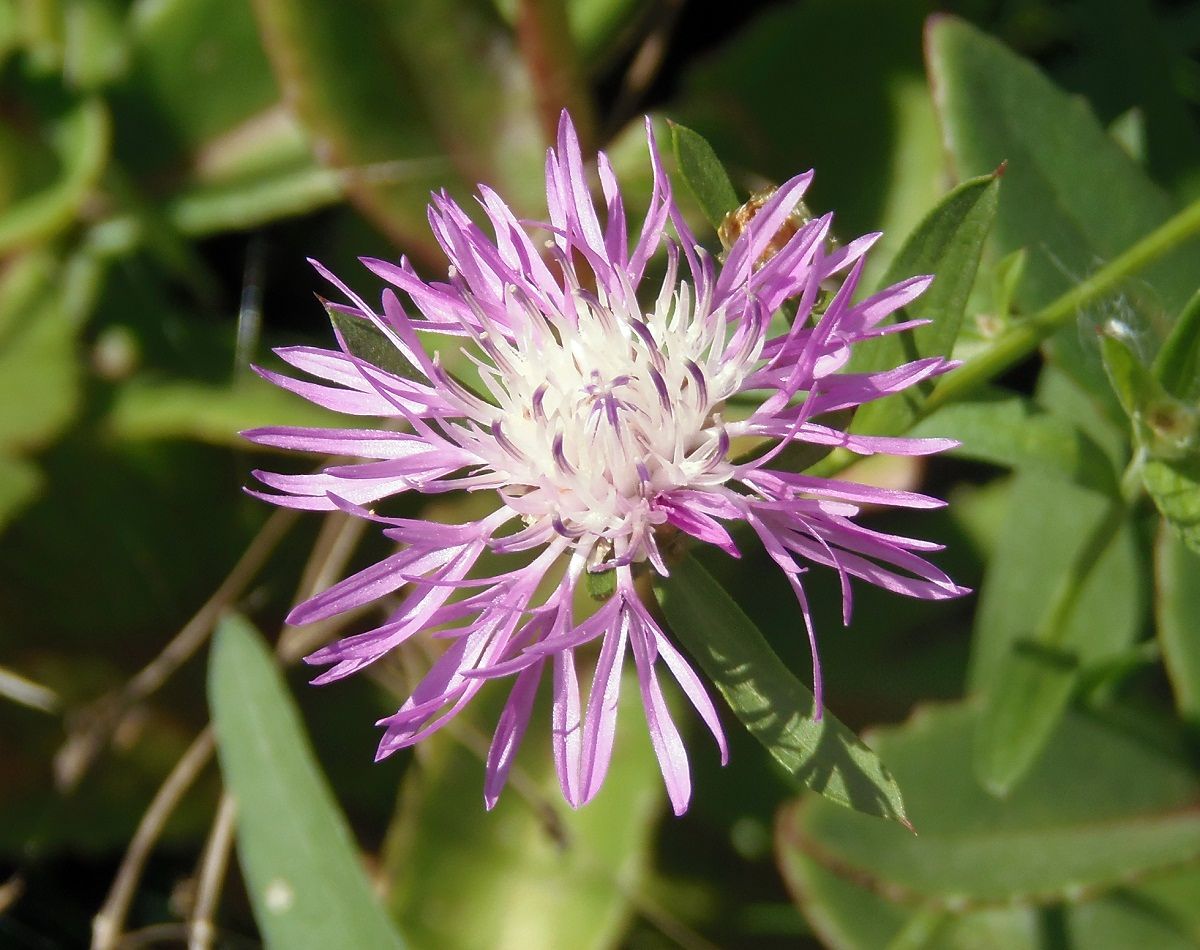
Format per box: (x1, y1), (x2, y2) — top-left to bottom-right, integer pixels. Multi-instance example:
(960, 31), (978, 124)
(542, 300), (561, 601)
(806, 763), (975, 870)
(705, 644), (908, 827)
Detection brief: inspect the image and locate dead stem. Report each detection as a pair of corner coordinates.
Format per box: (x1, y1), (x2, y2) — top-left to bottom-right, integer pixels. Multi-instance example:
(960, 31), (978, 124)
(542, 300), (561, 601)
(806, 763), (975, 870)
(92, 728), (215, 950)
(56, 508), (299, 792)
(187, 793), (237, 950)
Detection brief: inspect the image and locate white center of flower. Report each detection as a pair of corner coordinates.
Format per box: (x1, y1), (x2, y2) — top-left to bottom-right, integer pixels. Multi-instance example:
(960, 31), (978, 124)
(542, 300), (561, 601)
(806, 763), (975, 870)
(461, 270), (759, 562)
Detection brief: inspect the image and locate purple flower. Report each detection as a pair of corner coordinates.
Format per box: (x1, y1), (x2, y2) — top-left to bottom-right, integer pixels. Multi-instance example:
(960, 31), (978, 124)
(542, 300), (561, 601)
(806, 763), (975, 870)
(246, 111), (966, 815)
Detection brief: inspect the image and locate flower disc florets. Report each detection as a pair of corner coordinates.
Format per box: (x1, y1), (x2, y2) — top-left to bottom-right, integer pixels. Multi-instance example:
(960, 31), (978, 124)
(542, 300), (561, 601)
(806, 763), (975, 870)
(245, 111), (967, 815)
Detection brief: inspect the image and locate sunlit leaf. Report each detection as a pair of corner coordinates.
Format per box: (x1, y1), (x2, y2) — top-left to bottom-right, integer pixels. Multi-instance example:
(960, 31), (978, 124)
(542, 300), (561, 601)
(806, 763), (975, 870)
(927, 15), (1200, 399)
(209, 615), (406, 950)
(655, 552), (908, 826)
(669, 121), (739, 230)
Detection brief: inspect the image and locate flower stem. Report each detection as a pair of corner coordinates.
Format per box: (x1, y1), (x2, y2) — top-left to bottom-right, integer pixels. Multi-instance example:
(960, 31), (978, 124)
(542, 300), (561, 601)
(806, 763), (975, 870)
(925, 195), (1200, 414)
(517, 0), (597, 151)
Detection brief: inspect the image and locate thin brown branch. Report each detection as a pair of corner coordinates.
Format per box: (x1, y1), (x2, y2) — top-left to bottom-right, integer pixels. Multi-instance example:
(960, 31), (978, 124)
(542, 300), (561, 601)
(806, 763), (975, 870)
(56, 508), (299, 792)
(92, 728), (215, 950)
(187, 793), (237, 950)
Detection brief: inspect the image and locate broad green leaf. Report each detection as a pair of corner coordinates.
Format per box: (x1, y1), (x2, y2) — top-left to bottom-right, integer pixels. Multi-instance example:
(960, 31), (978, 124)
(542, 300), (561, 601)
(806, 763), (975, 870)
(973, 641), (1080, 797)
(779, 702), (1200, 906)
(967, 472), (1142, 692)
(1145, 454), (1200, 554)
(972, 484), (1136, 794)
(907, 388), (1117, 493)
(105, 376), (340, 445)
(655, 552), (908, 826)
(1156, 523), (1200, 721)
(0, 454), (40, 533)
(208, 615), (405, 950)
(669, 121), (739, 230)
(779, 852), (1040, 950)
(0, 96), (109, 253)
(1154, 287), (1200, 402)
(1063, 0), (1200, 200)
(384, 671), (661, 950)
(926, 16), (1200, 400)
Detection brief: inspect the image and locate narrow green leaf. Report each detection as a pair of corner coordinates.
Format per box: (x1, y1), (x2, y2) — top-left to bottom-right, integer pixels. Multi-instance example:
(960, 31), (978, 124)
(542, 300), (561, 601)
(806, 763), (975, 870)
(926, 15), (1200, 400)
(849, 171), (1000, 436)
(781, 702), (1200, 906)
(1154, 287), (1200, 402)
(327, 308), (423, 383)
(655, 552), (908, 826)
(907, 388), (1118, 494)
(384, 670), (661, 949)
(1099, 333), (1165, 420)
(668, 121), (740, 230)
(0, 96), (110, 253)
(208, 616), (406, 950)
(1155, 527), (1200, 722)
(105, 377), (341, 445)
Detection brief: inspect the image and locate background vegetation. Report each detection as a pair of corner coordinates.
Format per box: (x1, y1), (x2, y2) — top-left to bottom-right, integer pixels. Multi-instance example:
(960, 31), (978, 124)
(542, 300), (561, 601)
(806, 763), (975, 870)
(2, 0), (1200, 947)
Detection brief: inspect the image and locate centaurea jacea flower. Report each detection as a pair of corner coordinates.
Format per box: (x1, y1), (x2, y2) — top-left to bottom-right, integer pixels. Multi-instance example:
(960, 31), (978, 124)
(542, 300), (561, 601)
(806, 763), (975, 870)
(246, 111), (966, 815)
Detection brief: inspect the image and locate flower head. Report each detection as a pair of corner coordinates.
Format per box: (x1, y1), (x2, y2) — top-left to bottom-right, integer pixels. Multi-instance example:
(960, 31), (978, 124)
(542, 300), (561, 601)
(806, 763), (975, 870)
(246, 111), (966, 814)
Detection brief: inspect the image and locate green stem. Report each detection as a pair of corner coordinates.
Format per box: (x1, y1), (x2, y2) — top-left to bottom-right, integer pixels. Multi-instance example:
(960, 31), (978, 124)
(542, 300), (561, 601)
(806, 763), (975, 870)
(926, 195), (1200, 414)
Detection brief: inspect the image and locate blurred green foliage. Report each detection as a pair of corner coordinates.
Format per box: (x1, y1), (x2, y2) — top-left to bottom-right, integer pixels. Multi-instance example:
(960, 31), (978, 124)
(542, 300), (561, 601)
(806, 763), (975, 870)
(1, 1), (1199, 948)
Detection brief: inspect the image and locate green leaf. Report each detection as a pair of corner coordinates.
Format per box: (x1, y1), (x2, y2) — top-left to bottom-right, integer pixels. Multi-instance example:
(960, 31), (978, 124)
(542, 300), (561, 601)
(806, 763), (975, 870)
(926, 15), (1200, 400)
(1154, 287), (1200, 402)
(973, 641), (1080, 797)
(0, 256), (82, 452)
(668, 121), (739, 230)
(1155, 526), (1200, 725)
(675, 1), (944, 282)
(0, 454), (41, 534)
(327, 308), (423, 384)
(208, 615), (405, 950)
(655, 552), (909, 826)
(0, 96), (110, 253)
(908, 388), (1117, 494)
(967, 472), (1141, 692)
(383, 670), (661, 950)
(105, 376), (340, 445)
(1144, 454), (1200, 554)
(849, 171), (998, 437)
(852, 171), (1000, 370)
(779, 702), (1200, 906)
(1099, 333), (1166, 420)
